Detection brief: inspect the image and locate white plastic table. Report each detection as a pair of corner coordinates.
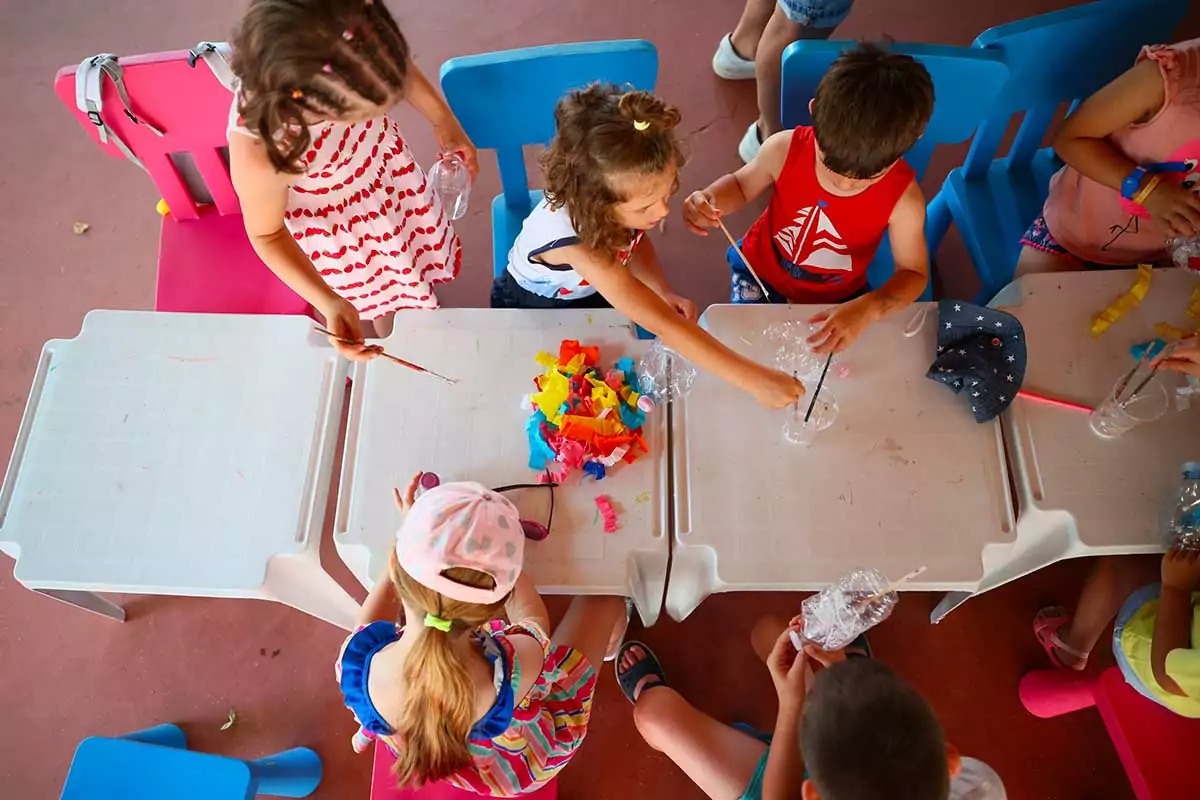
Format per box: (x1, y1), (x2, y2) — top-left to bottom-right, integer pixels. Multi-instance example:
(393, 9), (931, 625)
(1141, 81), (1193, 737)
(334, 309), (669, 626)
(0, 311), (359, 629)
(667, 304), (1016, 621)
(978, 269), (1200, 599)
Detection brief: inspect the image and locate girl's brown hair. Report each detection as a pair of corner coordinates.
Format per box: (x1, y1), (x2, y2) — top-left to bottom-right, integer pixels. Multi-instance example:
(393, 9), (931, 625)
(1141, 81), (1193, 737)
(230, 0), (410, 174)
(387, 552), (508, 787)
(541, 84), (686, 259)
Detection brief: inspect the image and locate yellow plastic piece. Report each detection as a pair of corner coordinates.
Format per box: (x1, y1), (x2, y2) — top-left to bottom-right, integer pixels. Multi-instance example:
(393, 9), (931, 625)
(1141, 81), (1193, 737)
(155, 198), (171, 217)
(1091, 264), (1152, 336)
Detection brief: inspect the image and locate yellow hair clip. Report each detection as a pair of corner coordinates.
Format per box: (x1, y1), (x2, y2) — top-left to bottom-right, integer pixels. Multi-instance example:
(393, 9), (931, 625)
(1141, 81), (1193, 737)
(423, 613), (453, 632)
(290, 88), (304, 100)
(632, 119), (650, 132)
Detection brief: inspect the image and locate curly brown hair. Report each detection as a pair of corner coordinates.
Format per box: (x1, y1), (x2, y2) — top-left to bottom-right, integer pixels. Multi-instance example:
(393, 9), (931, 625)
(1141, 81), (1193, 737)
(541, 84), (686, 259)
(230, 0), (410, 174)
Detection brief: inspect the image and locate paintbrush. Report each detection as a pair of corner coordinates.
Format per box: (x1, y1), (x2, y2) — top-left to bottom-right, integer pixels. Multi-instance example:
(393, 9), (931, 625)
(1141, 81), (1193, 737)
(803, 352), (835, 423)
(312, 326), (458, 384)
(699, 196), (778, 304)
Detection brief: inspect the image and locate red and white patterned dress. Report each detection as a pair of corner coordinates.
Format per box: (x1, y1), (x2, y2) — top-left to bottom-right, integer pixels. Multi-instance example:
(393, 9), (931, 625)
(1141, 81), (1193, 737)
(230, 104), (461, 319)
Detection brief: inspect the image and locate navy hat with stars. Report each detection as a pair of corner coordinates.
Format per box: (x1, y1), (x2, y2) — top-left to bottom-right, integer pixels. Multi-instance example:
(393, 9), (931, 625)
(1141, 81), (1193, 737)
(926, 299), (1027, 423)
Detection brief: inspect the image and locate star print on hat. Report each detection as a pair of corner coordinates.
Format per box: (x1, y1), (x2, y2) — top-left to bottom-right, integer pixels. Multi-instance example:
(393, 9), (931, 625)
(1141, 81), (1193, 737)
(926, 300), (1027, 423)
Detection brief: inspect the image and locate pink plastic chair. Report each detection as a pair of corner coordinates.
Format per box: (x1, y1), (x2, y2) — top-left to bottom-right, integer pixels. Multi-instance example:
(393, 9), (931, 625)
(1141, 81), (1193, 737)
(54, 51), (310, 316)
(1020, 667), (1200, 799)
(369, 742), (558, 799)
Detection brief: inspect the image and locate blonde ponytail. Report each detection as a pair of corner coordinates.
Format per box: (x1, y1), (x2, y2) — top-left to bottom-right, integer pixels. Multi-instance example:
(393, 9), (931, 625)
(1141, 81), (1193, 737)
(390, 555), (508, 787)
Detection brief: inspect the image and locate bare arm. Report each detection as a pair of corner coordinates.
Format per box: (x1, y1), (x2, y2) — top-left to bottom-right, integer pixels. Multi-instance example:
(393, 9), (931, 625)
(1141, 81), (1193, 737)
(625, 239), (699, 322)
(357, 566), (402, 627)
(556, 244), (803, 408)
(761, 628), (809, 800)
(1153, 548), (1200, 696)
(505, 572), (551, 633)
(228, 133), (377, 360)
(1054, 57), (1200, 237)
(684, 131), (792, 233)
(402, 59), (478, 178)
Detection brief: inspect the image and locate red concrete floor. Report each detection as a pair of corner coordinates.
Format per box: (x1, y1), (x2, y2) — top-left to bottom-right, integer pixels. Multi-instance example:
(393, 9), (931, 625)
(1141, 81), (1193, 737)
(3, 0), (1200, 797)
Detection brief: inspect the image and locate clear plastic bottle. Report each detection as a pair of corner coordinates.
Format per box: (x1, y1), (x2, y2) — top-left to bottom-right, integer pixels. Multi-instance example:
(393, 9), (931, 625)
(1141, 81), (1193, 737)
(637, 340), (697, 403)
(1166, 236), (1200, 271)
(1164, 461), (1200, 550)
(798, 568), (898, 651)
(428, 152), (471, 220)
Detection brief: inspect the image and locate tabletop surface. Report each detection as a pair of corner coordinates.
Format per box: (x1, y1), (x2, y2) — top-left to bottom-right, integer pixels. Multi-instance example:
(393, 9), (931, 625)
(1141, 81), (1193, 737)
(672, 304), (1016, 598)
(0, 311), (345, 592)
(1002, 269), (1200, 550)
(335, 309), (669, 620)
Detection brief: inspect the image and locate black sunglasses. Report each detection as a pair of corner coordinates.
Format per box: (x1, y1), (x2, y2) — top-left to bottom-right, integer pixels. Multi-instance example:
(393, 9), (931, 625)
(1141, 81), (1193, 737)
(492, 476), (557, 541)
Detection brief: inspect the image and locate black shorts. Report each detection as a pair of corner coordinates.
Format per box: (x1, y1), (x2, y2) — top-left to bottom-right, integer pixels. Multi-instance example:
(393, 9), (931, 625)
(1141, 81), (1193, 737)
(490, 270), (613, 310)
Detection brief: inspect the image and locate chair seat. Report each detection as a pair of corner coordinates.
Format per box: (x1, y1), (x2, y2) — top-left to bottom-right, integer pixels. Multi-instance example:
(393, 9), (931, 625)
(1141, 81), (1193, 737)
(491, 190), (544, 278)
(157, 205), (311, 316)
(370, 741), (558, 799)
(62, 737), (254, 800)
(1094, 666), (1200, 800)
(940, 147), (1062, 304)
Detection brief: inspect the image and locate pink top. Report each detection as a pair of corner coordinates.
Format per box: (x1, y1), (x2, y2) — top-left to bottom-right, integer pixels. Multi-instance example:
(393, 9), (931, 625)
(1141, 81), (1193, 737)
(1044, 40), (1200, 266)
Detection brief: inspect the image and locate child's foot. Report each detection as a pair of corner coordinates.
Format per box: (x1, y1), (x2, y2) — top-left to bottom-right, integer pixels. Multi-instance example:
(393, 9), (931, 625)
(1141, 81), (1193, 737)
(1033, 606), (1090, 671)
(615, 642), (668, 704)
(603, 598), (634, 662)
(712, 34), (757, 81)
(739, 122), (763, 164)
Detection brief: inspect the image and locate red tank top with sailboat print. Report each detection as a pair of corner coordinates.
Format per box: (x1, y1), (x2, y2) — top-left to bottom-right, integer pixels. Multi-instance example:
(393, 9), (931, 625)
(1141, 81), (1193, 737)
(741, 126), (914, 303)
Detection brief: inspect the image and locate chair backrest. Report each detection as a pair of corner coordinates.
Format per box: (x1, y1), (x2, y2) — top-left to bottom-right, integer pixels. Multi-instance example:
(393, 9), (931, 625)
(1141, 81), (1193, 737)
(780, 41), (1008, 180)
(54, 49), (239, 222)
(440, 40), (658, 213)
(963, 0), (1187, 179)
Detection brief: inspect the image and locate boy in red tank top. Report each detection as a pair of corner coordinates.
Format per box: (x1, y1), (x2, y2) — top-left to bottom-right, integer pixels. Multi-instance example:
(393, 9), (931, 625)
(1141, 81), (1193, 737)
(684, 43), (934, 354)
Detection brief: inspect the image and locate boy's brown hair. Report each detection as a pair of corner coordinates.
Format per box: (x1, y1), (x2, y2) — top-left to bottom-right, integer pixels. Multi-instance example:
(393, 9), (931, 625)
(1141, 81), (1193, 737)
(810, 43), (934, 179)
(541, 83), (686, 259)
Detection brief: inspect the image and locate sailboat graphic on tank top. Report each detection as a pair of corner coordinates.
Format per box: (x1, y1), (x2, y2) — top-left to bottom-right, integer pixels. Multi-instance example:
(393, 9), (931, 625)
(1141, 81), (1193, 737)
(774, 201), (853, 274)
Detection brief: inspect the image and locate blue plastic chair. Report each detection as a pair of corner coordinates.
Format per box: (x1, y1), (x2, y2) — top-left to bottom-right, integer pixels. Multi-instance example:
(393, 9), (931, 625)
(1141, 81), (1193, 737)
(60, 723), (322, 799)
(440, 41), (658, 276)
(929, 0), (1188, 303)
(780, 41), (1009, 298)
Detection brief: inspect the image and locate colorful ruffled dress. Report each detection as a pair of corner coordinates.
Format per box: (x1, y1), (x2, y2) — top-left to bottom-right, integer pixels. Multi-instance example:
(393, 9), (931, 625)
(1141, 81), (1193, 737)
(336, 618), (597, 796)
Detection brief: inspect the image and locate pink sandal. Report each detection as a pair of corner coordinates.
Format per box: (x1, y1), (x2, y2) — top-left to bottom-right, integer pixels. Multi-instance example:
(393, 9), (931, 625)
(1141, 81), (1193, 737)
(1033, 606), (1090, 671)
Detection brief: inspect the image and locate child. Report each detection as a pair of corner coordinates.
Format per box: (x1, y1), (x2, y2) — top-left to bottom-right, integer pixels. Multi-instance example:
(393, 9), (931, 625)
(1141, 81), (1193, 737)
(684, 43), (933, 355)
(492, 83), (804, 410)
(617, 616), (1005, 800)
(1036, 548), (1200, 717)
(1017, 40), (1200, 276)
(337, 475), (628, 793)
(228, 0), (475, 361)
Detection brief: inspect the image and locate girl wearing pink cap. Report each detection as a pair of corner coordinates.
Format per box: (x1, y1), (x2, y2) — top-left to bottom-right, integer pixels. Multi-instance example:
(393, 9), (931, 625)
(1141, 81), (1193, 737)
(335, 475), (628, 795)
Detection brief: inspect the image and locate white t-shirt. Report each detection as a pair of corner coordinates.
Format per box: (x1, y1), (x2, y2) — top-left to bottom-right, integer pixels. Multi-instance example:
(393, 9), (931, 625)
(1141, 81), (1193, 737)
(505, 198), (642, 300)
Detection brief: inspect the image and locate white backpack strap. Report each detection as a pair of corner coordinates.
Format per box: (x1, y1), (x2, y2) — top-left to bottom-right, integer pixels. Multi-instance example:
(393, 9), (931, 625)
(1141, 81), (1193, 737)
(74, 53), (164, 170)
(188, 42), (236, 91)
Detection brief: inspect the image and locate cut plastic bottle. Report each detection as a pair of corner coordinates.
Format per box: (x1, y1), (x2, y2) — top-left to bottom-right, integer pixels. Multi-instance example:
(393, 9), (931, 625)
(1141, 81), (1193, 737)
(428, 153), (471, 221)
(637, 340), (697, 403)
(796, 568), (898, 651)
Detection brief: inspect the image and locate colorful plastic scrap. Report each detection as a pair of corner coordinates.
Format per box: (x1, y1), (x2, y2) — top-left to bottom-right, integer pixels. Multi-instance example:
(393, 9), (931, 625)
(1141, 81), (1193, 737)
(1091, 264), (1152, 337)
(594, 494), (620, 533)
(526, 340), (650, 481)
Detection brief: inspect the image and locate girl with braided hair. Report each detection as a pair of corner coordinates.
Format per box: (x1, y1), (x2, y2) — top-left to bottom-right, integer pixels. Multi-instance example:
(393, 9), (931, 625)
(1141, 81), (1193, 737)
(228, 0), (474, 359)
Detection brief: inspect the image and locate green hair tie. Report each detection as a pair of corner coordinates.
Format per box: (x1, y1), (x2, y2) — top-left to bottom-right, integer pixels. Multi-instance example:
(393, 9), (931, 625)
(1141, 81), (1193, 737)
(423, 613), (453, 632)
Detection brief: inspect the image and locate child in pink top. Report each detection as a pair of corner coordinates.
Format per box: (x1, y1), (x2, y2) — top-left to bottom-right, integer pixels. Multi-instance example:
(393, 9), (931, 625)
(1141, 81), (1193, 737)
(1017, 40), (1200, 275)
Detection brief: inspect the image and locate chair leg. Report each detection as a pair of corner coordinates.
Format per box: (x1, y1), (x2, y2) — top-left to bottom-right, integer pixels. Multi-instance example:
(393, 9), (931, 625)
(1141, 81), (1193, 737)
(247, 747), (322, 797)
(1019, 670), (1099, 719)
(33, 588), (126, 621)
(120, 723), (187, 749)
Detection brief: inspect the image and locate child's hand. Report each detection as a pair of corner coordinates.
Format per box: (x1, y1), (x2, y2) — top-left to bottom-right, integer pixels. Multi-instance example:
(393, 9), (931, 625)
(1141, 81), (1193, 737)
(663, 291), (699, 322)
(768, 625), (810, 716)
(682, 191), (722, 235)
(320, 298), (382, 362)
(1143, 181), (1200, 238)
(807, 295), (881, 354)
(392, 472), (423, 517)
(1154, 336), (1200, 379)
(434, 119), (478, 181)
(1162, 546), (1200, 593)
(745, 366), (806, 409)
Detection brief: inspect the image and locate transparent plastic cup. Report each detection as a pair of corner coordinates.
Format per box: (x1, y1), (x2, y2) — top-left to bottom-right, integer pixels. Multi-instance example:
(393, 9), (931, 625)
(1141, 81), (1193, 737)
(428, 153), (471, 220)
(1089, 377), (1168, 439)
(783, 384), (838, 446)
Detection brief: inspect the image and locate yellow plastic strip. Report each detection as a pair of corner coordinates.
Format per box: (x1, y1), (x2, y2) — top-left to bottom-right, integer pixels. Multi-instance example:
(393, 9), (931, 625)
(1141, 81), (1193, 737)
(1091, 264), (1152, 337)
